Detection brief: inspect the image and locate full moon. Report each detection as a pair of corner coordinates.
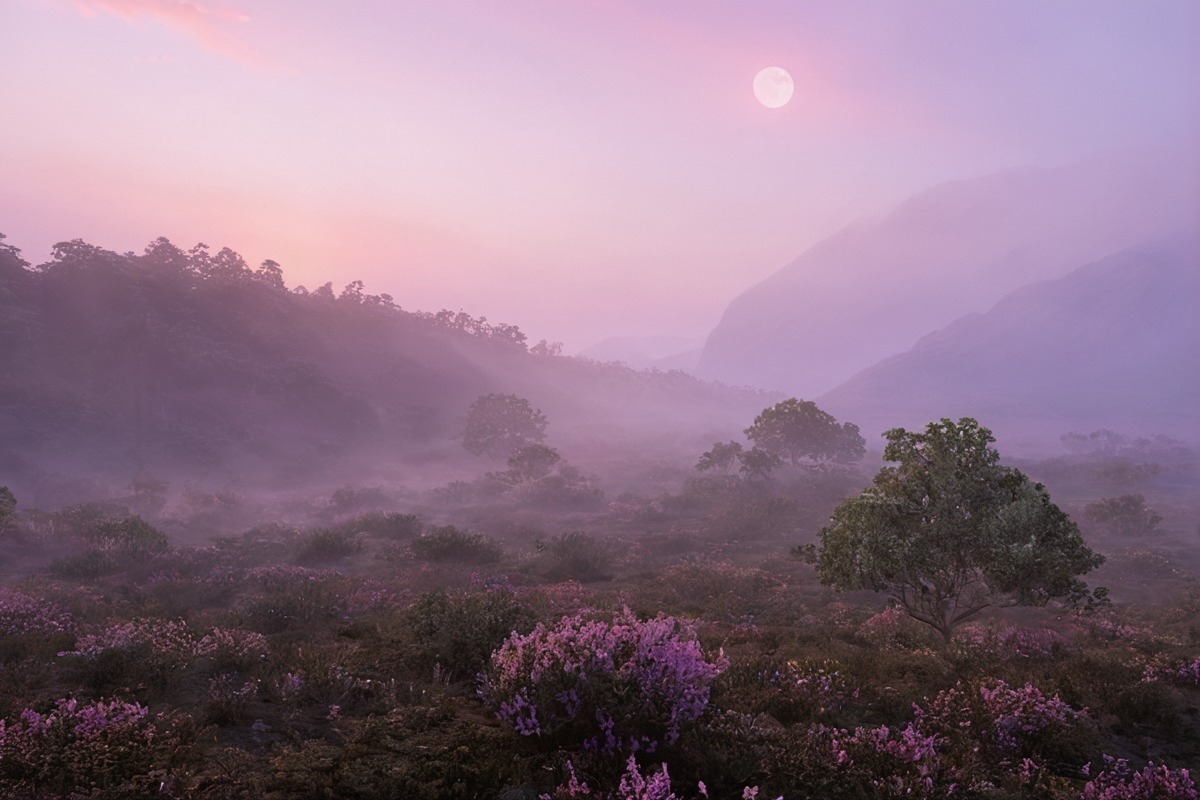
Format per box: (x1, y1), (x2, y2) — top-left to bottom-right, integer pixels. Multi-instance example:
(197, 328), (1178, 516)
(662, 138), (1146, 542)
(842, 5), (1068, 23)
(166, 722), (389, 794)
(753, 66), (793, 109)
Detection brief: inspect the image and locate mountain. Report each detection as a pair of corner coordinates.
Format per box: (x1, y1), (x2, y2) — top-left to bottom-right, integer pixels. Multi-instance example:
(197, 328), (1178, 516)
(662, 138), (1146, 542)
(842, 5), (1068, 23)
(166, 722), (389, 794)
(695, 153), (1197, 396)
(577, 335), (701, 372)
(817, 238), (1200, 447)
(0, 236), (772, 500)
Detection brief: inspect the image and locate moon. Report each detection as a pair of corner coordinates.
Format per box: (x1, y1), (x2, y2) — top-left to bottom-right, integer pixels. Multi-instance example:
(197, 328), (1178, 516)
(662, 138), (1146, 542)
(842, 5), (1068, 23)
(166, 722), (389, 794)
(753, 66), (793, 109)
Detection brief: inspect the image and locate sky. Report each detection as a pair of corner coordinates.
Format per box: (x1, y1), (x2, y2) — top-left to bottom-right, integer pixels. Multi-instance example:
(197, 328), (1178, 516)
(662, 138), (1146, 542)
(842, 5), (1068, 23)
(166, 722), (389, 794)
(1, 0), (1197, 351)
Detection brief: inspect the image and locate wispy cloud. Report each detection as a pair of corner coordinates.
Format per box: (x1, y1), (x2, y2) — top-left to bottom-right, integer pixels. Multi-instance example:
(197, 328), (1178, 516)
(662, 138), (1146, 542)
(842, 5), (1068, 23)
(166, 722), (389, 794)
(70, 0), (287, 72)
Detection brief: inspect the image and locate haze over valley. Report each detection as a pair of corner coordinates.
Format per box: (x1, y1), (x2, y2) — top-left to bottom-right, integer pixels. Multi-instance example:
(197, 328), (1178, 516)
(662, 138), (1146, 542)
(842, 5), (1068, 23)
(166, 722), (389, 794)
(1, 2), (1198, 798)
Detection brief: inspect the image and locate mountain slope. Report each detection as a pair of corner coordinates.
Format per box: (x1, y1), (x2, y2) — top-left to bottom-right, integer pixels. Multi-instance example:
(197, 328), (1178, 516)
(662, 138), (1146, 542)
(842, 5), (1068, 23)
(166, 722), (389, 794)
(817, 238), (1200, 446)
(696, 154), (1196, 395)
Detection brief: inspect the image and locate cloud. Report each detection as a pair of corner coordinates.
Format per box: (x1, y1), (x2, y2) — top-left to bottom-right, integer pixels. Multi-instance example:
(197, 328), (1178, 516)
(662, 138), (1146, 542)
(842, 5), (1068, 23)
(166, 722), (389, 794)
(70, 0), (286, 72)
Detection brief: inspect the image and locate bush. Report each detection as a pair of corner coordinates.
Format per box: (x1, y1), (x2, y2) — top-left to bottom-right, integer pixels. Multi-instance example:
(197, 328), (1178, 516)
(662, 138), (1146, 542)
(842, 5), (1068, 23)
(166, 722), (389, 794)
(1085, 494), (1163, 538)
(0, 697), (195, 797)
(295, 527), (363, 564)
(410, 526), (503, 564)
(408, 586), (536, 678)
(480, 608), (725, 755)
(533, 532), (615, 582)
(334, 511), (423, 540)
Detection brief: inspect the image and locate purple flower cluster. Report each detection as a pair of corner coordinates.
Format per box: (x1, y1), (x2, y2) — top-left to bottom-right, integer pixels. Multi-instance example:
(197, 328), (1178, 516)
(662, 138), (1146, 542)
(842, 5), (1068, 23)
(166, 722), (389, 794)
(1080, 757), (1197, 799)
(815, 722), (943, 795)
(61, 617), (267, 665)
(482, 608), (725, 754)
(779, 659), (859, 713)
(954, 623), (1067, 659)
(1140, 655), (1200, 687)
(539, 757), (776, 800)
(0, 697), (150, 758)
(917, 679), (1083, 752)
(0, 589), (75, 637)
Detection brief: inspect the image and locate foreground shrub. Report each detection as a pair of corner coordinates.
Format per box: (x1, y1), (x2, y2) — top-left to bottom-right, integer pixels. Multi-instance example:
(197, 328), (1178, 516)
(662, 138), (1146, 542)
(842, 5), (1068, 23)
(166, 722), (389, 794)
(0, 697), (194, 797)
(480, 608), (725, 755)
(0, 588), (75, 638)
(1080, 758), (1197, 799)
(410, 526), (503, 564)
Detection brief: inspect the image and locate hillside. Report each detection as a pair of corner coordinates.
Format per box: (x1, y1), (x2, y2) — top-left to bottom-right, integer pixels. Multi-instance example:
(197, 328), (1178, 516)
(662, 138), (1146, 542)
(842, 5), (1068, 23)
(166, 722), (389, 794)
(695, 154), (1195, 396)
(0, 235), (773, 501)
(817, 237), (1200, 448)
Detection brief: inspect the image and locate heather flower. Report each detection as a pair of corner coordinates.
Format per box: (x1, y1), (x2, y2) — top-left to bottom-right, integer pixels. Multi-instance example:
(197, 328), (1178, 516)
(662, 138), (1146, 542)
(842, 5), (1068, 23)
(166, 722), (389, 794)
(0, 697), (176, 796)
(481, 608), (724, 754)
(0, 589), (75, 637)
(1080, 758), (1197, 799)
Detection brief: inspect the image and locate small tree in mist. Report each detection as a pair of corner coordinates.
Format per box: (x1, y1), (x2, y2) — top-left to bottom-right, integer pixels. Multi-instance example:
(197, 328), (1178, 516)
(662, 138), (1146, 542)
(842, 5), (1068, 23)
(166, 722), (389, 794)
(745, 398), (865, 466)
(696, 441), (744, 475)
(814, 418), (1105, 643)
(461, 393), (548, 459)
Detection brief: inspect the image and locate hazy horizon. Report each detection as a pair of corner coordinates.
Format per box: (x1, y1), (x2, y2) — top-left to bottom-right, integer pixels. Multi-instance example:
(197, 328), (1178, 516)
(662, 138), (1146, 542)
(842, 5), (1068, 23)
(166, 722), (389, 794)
(3, 0), (1197, 352)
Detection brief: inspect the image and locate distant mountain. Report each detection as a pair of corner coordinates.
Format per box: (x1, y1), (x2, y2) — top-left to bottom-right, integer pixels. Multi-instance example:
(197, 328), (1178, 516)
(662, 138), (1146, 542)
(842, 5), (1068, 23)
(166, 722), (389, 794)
(817, 238), (1200, 447)
(696, 153), (1197, 396)
(577, 335), (701, 372)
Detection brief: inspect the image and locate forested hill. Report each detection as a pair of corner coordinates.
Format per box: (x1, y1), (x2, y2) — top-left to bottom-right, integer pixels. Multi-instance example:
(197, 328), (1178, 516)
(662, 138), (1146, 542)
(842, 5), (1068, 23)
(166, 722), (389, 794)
(0, 235), (772, 493)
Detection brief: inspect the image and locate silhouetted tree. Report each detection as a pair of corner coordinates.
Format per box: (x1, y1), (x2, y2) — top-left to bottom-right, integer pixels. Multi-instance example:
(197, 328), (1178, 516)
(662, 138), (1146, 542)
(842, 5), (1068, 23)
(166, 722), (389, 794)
(745, 398), (865, 466)
(254, 259), (286, 290)
(461, 394), (548, 459)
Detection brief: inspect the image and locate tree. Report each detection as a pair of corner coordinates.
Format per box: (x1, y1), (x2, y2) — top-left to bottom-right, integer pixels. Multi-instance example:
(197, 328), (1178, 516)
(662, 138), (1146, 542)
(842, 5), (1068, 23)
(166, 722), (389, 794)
(506, 444), (562, 481)
(461, 393), (548, 459)
(696, 441), (744, 474)
(1084, 494), (1162, 538)
(738, 447), (782, 480)
(815, 418), (1104, 642)
(745, 398), (865, 466)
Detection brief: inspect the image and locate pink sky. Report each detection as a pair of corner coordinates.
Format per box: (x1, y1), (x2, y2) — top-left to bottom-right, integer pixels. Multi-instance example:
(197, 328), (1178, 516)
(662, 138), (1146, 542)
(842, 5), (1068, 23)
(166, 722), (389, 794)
(2, 0), (1196, 350)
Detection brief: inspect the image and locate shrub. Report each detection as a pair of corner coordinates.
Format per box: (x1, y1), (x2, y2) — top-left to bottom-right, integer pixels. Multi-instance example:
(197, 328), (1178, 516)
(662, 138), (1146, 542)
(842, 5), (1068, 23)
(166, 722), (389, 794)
(534, 531), (615, 582)
(480, 608), (725, 755)
(1085, 494), (1163, 538)
(410, 526), (503, 564)
(1080, 757), (1197, 799)
(0, 697), (194, 797)
(408, 586), (536, 679)
(295, 527), (363, 564)
(334, 511), (423, 539)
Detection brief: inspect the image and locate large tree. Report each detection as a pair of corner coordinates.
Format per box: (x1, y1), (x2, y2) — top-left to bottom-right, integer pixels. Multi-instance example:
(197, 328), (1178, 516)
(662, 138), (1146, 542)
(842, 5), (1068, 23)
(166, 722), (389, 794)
(814, 418), (1104, 642)
(744, 398), (865, 466)
(461, 393), (549, 459)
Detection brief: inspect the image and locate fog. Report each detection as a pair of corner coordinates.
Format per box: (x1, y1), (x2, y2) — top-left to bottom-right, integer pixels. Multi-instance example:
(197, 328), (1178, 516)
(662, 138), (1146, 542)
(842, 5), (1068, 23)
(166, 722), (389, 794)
(1, 2), (1198, 796)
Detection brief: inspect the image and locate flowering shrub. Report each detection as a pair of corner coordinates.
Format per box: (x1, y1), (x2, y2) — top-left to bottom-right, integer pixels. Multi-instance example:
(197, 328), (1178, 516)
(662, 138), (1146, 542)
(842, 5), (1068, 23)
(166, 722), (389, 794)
(0, 697), (189, 796)
(62, 618), (267, 671)
(540, 756), (772, 800)
(953, 622), (1067, 659)
(719, 656), (860, 725)
(914, 678), (1088, 765)
(1080, 757), (1197, 799)
(0, 588), (75, 637)
(1140, 655), (1200, 687)
(855, 605), (927, 650)
(816, 722), (947, 798)
(481, 608), (725, 754)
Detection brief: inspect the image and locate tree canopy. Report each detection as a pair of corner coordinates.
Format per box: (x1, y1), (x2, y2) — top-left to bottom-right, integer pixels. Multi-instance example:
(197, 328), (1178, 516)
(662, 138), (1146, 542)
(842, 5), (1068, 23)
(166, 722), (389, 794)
(461, 394), (549, 459)
(815, 418), (1104, 642)
(744, 398), (865, 466)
